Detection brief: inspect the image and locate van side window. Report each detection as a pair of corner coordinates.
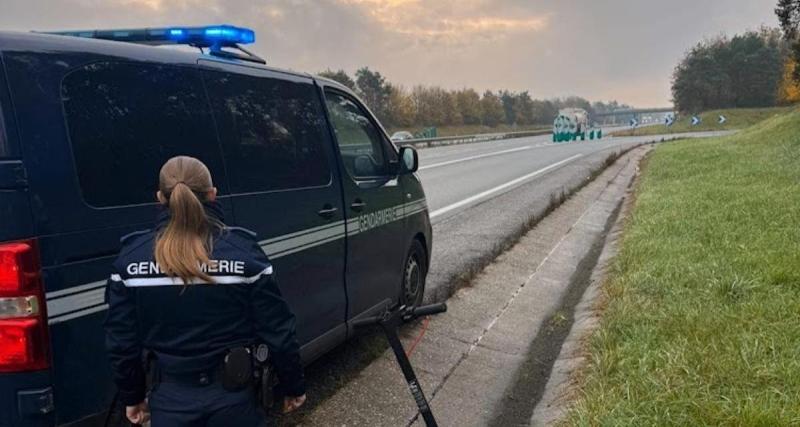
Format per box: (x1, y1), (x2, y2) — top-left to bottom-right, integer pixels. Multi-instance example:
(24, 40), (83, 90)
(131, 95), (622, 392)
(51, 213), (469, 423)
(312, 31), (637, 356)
(0, 102), (6, 158)
(62, 62), (225, 207)
(204, 71), (331, 193)
(324, 90), (392, 179)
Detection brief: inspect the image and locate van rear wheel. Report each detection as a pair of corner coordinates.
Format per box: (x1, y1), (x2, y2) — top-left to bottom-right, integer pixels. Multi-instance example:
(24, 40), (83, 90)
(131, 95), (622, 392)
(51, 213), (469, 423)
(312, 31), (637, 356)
(401, 240), (427, 309)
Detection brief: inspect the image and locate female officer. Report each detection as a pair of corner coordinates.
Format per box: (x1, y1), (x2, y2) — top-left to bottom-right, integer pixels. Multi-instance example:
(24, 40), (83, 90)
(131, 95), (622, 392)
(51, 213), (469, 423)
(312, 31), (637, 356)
(104, 156), (306, 426)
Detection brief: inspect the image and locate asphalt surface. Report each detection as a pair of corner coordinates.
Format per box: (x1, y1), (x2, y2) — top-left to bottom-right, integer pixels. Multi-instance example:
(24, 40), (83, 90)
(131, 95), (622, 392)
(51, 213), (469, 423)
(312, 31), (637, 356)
(418, 130), (628, 222)
(416, 126), (722, 222)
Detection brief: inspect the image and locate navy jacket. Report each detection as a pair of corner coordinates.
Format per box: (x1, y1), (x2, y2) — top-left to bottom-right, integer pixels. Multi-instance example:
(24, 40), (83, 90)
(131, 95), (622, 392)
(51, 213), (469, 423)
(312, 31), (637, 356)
(104, 203), (305, 406)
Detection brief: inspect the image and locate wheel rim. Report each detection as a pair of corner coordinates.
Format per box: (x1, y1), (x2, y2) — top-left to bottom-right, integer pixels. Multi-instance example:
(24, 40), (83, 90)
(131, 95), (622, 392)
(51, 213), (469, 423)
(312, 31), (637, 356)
(403, 255), (421, 305)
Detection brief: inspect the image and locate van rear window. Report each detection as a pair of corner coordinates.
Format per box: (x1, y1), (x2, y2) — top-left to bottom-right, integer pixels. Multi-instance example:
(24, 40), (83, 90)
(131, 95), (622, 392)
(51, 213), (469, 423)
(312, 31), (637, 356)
(62, 62), (225, 207)
(204, 71), (331, 193)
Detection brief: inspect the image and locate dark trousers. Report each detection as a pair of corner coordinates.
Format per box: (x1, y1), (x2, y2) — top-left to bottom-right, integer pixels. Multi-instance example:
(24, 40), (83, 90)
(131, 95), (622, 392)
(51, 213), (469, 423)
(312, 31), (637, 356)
(149, 381), (269, 427)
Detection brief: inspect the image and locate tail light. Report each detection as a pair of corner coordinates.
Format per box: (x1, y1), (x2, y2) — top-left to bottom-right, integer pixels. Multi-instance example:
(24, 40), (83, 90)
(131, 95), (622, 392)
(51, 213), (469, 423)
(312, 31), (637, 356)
(0, 241), (50, 372)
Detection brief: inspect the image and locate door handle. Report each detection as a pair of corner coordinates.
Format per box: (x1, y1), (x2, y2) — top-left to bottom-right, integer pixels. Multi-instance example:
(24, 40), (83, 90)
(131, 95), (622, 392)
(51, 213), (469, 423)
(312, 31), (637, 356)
(350, 199), (367, 212)
(318, 205), (338, 219)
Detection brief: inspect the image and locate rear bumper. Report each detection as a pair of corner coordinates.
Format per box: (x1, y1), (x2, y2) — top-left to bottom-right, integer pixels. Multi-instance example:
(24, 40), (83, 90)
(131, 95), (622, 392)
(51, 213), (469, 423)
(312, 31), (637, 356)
(0, 370), (55, 426)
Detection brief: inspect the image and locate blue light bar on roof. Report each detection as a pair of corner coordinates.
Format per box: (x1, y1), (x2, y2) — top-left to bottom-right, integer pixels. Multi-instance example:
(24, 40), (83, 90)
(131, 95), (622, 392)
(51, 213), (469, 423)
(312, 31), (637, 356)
(41, 24), (256, 48)
(202, 25), (255, 44)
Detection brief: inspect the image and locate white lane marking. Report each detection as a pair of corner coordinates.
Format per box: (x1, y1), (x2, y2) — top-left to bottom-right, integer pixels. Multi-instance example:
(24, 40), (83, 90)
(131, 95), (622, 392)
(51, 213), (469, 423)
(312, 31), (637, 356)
(429, 154), (584, 220)
(420, 146), (532, 171)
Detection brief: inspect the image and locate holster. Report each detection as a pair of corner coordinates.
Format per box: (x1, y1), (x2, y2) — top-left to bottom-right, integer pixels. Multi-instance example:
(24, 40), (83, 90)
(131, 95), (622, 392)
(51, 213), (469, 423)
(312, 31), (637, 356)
(252, 344), (274, 410)
(222, 347), (254, 392)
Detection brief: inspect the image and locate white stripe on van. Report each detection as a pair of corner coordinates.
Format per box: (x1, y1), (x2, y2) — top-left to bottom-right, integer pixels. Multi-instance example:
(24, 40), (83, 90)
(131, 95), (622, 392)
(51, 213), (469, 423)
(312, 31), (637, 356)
(49, 304), (109, 325)
(261, 223), (347, 258)
(47, 287), (106, 318)
(259, 220), (346, 246)
(270, 233), (348, 259)
(46, 199), (428, 323)
(46, 280), (106, 299)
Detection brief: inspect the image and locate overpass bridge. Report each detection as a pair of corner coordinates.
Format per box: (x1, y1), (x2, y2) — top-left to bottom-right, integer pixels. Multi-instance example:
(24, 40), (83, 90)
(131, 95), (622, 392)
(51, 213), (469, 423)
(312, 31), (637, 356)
(593, 107), (675, 125)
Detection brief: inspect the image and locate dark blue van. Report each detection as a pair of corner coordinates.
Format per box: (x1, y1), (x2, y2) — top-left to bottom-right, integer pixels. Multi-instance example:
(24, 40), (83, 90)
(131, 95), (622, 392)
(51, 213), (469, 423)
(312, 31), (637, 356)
(0, 26), (431, 426)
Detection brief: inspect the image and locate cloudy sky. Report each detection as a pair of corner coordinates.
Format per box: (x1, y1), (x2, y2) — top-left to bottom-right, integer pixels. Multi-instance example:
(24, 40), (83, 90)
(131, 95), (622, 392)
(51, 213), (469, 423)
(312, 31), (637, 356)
(0, 0), (779, 106)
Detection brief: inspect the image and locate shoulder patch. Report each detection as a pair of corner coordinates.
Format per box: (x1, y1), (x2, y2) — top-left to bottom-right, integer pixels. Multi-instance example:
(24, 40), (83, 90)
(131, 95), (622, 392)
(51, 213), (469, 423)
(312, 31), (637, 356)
(226, 226), (257, 238)
(120, 229), (151, 244)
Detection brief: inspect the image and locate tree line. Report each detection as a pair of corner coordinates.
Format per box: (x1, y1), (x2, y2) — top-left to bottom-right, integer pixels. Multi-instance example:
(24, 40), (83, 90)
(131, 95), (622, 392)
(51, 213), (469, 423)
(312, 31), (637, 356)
(671, 28), (789, 112)
(665, 0), (800, 113)
(318, 68), (630, 130)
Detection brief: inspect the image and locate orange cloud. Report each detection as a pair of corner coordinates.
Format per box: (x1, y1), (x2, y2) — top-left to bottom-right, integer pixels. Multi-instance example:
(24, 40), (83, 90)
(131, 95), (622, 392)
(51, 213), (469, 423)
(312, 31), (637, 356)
(336, 0), (549, 44)
(115, 0), (216, 12)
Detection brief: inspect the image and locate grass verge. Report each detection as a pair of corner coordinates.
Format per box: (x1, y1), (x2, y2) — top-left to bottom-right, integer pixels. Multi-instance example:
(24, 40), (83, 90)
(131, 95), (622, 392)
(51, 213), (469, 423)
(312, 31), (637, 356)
(612, 106), (794, 137)
(568, 110), (800, 425)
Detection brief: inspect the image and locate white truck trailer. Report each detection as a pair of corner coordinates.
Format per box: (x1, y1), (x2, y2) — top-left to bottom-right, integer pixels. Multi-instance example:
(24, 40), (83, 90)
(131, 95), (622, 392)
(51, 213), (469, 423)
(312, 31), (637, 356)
(553, 108), (601, 142)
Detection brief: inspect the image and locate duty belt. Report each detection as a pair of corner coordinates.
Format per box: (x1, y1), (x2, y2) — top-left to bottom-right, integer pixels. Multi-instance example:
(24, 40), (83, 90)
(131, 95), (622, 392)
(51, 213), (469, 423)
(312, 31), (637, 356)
(157, 367), (222, 387)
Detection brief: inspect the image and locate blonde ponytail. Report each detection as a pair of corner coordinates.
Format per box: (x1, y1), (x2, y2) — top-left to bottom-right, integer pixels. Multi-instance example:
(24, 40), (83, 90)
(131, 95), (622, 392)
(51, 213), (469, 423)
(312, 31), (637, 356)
(154, 156), (216, 284)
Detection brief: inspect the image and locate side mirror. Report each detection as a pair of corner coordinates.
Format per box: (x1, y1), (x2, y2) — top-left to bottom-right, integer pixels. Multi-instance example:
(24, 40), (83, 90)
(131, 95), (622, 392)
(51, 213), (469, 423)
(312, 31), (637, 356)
(399, 146), (419, 174)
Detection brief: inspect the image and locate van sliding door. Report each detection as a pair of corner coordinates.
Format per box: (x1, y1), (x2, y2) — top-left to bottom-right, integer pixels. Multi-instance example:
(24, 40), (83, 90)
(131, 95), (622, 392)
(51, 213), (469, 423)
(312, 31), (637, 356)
(201, 62), (347, 358)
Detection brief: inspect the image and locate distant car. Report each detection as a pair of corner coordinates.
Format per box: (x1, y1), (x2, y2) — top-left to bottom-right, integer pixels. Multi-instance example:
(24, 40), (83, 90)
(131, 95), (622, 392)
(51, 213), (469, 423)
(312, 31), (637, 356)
(391, 131), (415, 142)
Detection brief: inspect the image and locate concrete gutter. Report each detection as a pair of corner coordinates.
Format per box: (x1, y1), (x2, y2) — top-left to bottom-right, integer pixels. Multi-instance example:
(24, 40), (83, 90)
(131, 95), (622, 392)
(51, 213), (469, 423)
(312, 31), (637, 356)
(529, 156), (637, 426)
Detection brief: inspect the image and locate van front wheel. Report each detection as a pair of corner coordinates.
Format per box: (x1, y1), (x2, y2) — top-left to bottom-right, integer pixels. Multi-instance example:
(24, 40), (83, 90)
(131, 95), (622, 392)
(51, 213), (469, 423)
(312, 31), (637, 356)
(401, 240), (427, 309)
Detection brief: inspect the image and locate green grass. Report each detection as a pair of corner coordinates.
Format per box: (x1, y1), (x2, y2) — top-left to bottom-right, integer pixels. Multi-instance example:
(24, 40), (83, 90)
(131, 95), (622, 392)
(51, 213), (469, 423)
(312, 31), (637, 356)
(386, 123), (548, 138)
(612, 107), (794, 137)
(568, 110), (800, 425)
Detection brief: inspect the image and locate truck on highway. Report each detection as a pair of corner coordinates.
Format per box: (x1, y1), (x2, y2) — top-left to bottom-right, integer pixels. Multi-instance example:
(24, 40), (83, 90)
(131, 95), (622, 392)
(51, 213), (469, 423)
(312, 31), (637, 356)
(553, 108), (601, 142)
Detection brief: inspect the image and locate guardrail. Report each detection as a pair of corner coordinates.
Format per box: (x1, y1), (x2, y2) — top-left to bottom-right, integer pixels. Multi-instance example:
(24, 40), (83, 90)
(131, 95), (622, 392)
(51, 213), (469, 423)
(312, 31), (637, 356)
(398, 129), (551, 149)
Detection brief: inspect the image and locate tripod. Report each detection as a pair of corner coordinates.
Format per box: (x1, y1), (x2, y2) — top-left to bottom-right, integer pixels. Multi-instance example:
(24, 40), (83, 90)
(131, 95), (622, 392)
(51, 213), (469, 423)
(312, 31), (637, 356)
(352, 303), (447, 427)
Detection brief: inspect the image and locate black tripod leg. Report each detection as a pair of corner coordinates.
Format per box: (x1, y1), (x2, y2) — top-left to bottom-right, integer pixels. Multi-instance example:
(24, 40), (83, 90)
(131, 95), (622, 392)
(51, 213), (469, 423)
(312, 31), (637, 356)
(381, 324), (438, 427)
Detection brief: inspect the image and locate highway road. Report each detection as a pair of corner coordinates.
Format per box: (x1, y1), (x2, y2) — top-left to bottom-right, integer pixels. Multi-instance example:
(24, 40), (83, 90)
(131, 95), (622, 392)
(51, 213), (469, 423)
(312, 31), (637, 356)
(417, 130), (634, 223)
(416, 128), (731, 224)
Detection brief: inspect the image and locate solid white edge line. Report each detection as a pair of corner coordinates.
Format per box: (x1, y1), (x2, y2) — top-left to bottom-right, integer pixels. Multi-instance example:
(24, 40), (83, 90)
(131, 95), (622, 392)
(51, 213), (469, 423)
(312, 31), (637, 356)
(419, 145), (532, 171)
(429, 154), (583, 220)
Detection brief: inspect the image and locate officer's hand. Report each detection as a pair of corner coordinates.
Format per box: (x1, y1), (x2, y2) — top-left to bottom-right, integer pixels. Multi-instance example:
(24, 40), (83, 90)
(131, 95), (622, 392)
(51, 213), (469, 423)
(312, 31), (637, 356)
(282, 394), (306, 414)
(126, 401), (150, 425)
